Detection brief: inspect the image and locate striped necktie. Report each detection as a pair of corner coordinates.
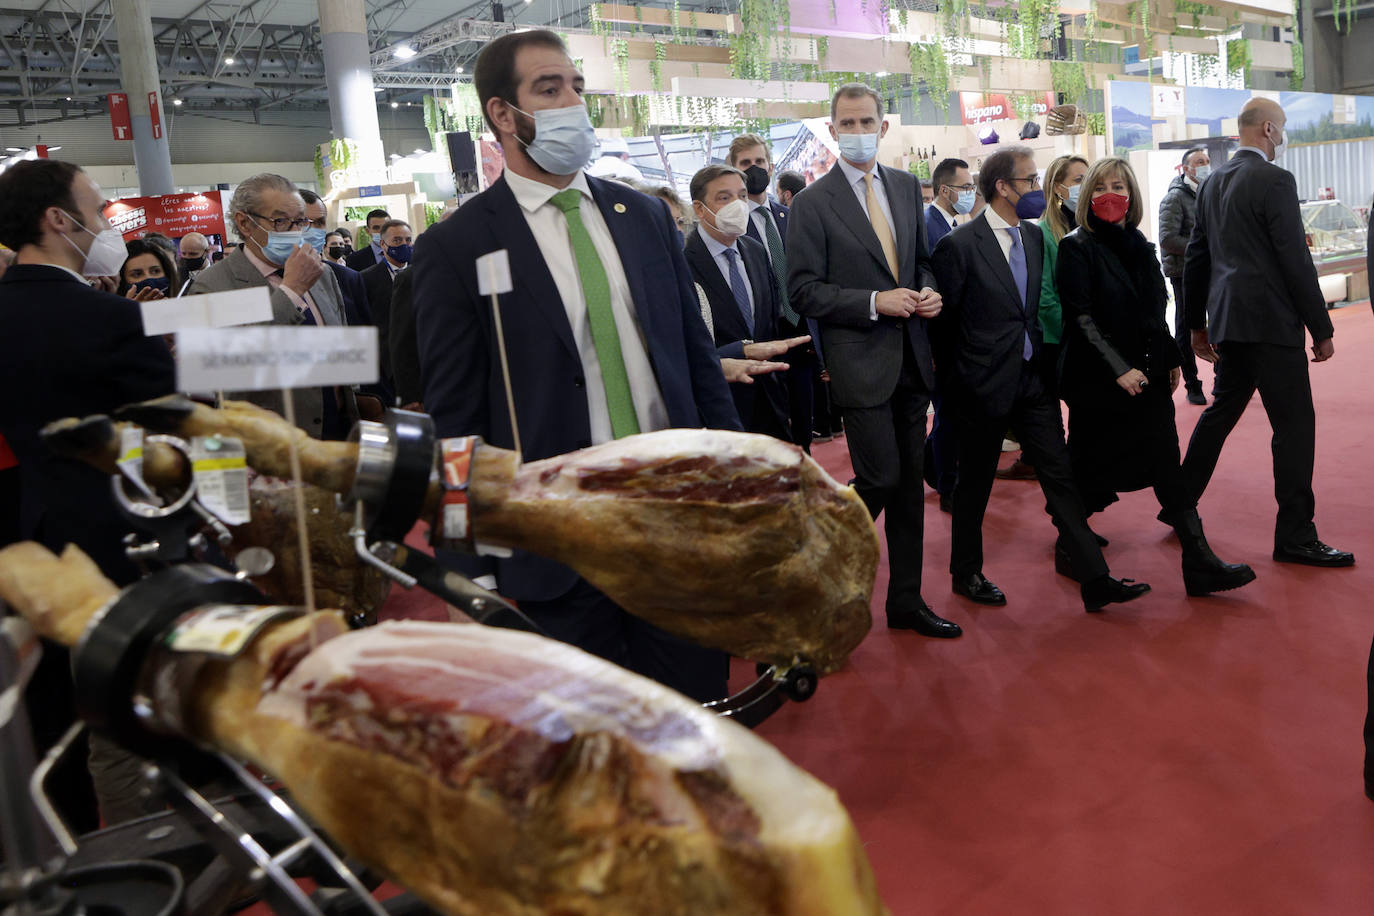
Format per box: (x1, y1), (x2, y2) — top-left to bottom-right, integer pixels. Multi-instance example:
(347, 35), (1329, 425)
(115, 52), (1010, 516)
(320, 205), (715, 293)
(758, 207), (800, 325)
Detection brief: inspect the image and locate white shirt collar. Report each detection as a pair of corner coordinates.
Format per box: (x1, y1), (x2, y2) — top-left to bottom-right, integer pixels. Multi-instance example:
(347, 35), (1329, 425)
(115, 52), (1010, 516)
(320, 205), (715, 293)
(836, 157), (879, 188)
(505, 166), (592, 214)
(748, 198), (767, 213)
(985, 205), (1016, 232)
(697, 223), (740, 260)
(39, 262), (92, 284)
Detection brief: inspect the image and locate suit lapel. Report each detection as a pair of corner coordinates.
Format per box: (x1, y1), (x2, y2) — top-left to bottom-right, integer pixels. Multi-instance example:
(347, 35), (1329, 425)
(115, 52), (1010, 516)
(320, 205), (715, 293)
(823, 167), (891, 279)
(769, 199), (788, 243)
(589, 176), (654, 342)
(881, 166), (912, 283)
(484, 178), (580, 364)
(971, 215), (1024, 311)
(686, 231), (748, 340)
(740, 241), (775, 331)
(1023, 223), (1043, 315)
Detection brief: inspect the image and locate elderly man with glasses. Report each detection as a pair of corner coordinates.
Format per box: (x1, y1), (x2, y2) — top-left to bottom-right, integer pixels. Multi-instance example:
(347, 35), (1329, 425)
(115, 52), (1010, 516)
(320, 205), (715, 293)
(188, 172), (358, 439)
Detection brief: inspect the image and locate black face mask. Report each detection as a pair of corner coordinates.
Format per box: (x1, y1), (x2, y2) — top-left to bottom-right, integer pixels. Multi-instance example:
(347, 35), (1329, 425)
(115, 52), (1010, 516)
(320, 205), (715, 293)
(180, 255), (206, 271)
(327, 245), (346, 259)
(743, 165), (771, 196)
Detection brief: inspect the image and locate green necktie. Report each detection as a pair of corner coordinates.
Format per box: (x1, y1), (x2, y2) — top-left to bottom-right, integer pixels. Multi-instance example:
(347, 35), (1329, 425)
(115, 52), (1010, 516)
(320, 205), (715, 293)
(759, 207), (801, 326)
(551, 189), (640, 439)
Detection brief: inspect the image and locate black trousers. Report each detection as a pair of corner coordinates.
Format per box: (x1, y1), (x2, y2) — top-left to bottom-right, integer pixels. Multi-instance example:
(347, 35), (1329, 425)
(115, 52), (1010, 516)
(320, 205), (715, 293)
(841, 340), (930, 611)
(1180, 342), (1318, 548)
(950, 361), (1108, 582)
(1169, 277), (1203, 393)
(926, 390), (957, 498)
(517, 578), (730, 704)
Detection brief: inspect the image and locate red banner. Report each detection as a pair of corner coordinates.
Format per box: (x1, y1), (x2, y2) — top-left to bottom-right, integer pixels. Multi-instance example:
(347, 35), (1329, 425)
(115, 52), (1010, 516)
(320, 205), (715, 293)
(109, 93), (132, 140)
(148, 91), (163, 140)
(104, 192), (227, 245)
(959, 92), (1057, 126)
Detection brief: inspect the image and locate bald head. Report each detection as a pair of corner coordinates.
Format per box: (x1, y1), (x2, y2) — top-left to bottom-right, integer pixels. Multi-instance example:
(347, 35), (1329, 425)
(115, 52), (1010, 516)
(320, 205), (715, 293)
(179, 232), (208, 258)
(1238, 98), (1286, 159)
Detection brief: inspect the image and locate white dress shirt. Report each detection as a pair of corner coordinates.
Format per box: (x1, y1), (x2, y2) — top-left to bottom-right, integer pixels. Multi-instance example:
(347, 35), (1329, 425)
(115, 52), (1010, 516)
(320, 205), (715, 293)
(836, 157), (898, 321)
(696, 224), (756, 322)
(747, 199), (782, 266)
(504, 167), (669, 444)
(984, 207), (1033, 359)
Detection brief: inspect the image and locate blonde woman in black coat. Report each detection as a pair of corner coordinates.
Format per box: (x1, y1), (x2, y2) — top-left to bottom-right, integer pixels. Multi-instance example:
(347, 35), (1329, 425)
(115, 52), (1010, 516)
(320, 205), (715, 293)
(1055, 157), (1254, 597)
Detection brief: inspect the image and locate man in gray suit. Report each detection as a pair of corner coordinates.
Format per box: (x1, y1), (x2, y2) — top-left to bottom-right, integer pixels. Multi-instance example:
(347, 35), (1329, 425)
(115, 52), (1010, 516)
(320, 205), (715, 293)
(189, 173), (358, 439)
(1182, 98), (1351, 567)
(788, 83), (959, 639)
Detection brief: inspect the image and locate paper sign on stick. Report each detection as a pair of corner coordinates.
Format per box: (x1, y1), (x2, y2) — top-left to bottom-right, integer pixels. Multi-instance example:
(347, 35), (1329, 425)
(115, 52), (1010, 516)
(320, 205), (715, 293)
(476, 250), (513, 295)
(141, 287), (273, 336)
(176, 326), (379, 392)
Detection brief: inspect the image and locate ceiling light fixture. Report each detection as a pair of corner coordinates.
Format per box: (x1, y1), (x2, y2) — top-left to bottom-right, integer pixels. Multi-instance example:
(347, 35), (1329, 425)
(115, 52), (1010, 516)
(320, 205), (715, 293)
(224, 56), (235, 64)
(172, 98), (183, 106)
(456, 65), (465, 73)
(394, 44), (418, 60)
(390, 101), (399, 108)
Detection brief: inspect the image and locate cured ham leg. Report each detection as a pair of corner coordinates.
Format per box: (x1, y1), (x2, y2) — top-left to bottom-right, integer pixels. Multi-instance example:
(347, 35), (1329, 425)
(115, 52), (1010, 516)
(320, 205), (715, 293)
(0, 542), (887, 916)
(47, 397), (881, 672)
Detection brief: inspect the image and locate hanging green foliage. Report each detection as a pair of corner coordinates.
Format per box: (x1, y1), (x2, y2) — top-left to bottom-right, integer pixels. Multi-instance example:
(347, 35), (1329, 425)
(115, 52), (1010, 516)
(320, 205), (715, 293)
(1289, 40), (1304, 90)
(1010, 0), (1058, 60)
(1085, 111), (1106, 135)
(1194, 51), (1220, 83)
(650, 41), (666, 91)
(588, 4), (608, 38)
(450, 84), (485, 137)
(908, 42), (951, 119)
(671, 0), (684, 42)
(731, 0), (791, 81)
(1225, 37), (1250, 84)
(424, 203), (446, 227)
(1172, 0), (1215, 29)
(610, 38), (631, 95)
(1333, 0), (1360, 31)
(1051, 60), (1088, 104)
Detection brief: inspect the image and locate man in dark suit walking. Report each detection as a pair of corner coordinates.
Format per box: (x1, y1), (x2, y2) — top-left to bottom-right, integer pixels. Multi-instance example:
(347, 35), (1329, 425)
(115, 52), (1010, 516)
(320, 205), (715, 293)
(360, 218), (413, 392)
(412, 29), (740, 702)
(1182, 98), (1352, 567)
(788, 83), (959, 638)
(344, 208), (390, 272)
(931, 146), (1150, 613)
(729, 133), (815, 450)
(685, 164), (808, 440)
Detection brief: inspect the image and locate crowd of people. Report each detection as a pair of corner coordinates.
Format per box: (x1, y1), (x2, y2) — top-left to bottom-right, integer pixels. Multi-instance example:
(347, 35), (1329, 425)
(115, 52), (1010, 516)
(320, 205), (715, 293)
(0, 27), (1363, 826)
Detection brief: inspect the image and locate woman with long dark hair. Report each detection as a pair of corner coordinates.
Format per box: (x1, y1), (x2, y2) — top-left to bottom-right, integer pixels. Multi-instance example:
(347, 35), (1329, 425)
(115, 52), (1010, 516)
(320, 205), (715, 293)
(116, 237), (180, 298)
(1056, 157), (1254, 597)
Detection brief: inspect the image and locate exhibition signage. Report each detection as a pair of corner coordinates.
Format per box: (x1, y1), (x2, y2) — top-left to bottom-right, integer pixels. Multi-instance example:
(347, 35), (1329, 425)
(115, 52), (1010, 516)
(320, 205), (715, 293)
(109, 93), (132, 140)
(148, 92), (163, 140)
(176, 326), (380, 392)
(141, 288), (273, 336)
(959, 92), (1056, 125)
(105, 192), (227, 243)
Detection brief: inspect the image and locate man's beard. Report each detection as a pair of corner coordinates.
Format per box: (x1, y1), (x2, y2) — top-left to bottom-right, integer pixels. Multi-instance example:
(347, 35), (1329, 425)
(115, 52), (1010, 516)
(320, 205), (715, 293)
(511, 108), (551, 177)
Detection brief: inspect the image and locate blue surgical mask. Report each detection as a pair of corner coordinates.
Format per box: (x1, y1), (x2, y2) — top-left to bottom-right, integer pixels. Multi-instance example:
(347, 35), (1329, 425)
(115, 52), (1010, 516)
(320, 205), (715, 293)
(134, 276), (170, 293)
(1065, 184), (1082, 209)
(836, 130), (879, 165)
(371, 232), (383, 245)
(303, 227), (328, 254)
(1015, 189), (1047, 221)
(954, 189), (977, 214)
(1192, 165), (1212, 182)
(510, 102), (598, 176)
(386, 243), (413, 265)
(261, 230), (304, 266)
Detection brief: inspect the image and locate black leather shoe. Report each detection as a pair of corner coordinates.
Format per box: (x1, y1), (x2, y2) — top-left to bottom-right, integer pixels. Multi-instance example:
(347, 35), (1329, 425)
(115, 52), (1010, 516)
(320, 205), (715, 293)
(1081, 575), (1151, 612)
(887, 602), (962, 638)
(1273, 540), (1355, 567)
(1187, 390), (1207, 406)
(952, 572), (1007, 606)
(939, 493), (953, 514)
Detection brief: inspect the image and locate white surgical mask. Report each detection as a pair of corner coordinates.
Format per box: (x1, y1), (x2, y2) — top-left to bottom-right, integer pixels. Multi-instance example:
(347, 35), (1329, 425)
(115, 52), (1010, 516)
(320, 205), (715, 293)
(1192, 165), (1212, 182)
(510, 102), (598, 176)
(953, 189), (977, 214)
(1064, 184), (1082, 209)
(836, 130), (880, 165)
(1271, 127), (1288, 162)
(59, 211), (127, 277)
(703, 198), (751, 237)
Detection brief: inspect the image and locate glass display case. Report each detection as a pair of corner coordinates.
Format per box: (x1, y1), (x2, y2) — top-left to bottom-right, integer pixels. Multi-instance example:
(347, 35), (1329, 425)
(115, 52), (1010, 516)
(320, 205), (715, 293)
(1300, 200), (1369, 267)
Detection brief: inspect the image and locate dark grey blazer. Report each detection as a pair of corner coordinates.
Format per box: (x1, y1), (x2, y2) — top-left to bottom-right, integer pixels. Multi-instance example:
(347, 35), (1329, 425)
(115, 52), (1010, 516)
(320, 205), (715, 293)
(785, 163), (936, 408)
(930, 212), (1045, 419)
(1183, 149), (1333, 347)
(188, 246), (358, 438)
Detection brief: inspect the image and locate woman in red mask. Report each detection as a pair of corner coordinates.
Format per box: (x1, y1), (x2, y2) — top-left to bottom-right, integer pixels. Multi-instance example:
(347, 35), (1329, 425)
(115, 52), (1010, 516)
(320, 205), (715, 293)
(1055, 157), (1255, 598)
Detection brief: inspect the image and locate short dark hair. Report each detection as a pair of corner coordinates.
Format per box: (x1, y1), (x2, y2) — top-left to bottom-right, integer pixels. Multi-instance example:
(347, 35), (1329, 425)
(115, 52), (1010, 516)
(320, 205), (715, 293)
(931, 158), (969, 194)
(117, 238), (180, 296)
(689, 165), (746, 204)
(0, 159), (84, 250)
(300, 189), (323, 206)
(379, 219), (412, 236)
(365, 209), (390, 224)
(1181, 146), (1208, 167)
(978, 145), (1035, 202)
(727, 133), (770, 168)
(775, 170), (805, 196)
(830, 83), (883, 122)
(474, 29), (570, 133)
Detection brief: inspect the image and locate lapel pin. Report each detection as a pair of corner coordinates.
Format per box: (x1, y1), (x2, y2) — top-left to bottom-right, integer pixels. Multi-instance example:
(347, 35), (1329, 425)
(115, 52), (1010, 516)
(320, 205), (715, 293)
(614, 203), (627, 213)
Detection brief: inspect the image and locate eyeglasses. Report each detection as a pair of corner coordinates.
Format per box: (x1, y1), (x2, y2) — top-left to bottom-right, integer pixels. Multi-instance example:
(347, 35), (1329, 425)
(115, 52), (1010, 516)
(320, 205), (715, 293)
(950, 183), (977, 192)
(1009, 175), (1043, 189)
(248, 211), (312, 232)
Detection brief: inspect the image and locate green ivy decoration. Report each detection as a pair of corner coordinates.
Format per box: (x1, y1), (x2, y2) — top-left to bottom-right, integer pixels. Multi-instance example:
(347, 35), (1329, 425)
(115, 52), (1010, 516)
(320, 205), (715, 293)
(1333, 0), (1360, 31)
(1085, 111), (1106, 135)
(909, 42), (951, 118)
(1194, 51), (1219, 83)
(1289, 40), (1304, 90)
(1172, 0), (1214, 29)
(650, 41), (666, 91)
(671, 0), (684, 42)
(610, 38), (631, 95)
(1051, 60), (1088, 104)
(313, 146), (325, 187)
(1226, 37), (1250, 84)
(424, 203), (446, 227)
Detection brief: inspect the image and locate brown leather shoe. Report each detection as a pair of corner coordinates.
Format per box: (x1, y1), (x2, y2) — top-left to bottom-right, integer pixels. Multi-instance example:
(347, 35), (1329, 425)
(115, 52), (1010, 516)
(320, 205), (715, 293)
(995, 458), (1037, 480)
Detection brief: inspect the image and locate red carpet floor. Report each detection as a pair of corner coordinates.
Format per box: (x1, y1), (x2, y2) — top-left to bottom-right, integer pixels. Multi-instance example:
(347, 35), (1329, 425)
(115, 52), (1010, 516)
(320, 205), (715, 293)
(374, 303), (1374, 914)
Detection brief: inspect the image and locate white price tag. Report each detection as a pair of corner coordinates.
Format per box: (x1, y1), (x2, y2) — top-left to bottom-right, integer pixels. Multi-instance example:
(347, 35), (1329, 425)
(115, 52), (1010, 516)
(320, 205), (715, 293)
(190, 435), (250, 525)
(476, 249), (513, 295)
(175, 325), (379, 392)
(141, 287), (273, 336)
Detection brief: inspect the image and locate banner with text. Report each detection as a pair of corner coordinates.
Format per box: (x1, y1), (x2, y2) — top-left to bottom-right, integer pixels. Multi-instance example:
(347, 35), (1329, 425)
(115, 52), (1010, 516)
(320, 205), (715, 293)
(105, 191), (226, 243)
(176, 326), (379, 392)
(959, 92), (1057, 126)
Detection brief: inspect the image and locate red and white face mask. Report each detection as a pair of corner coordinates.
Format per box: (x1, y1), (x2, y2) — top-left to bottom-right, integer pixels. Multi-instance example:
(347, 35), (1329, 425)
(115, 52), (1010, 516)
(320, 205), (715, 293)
(1090, 193), (1130, 224)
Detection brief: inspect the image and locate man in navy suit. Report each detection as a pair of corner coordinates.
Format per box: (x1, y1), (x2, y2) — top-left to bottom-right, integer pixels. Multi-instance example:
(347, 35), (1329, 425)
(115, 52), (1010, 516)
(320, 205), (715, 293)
(931, 146), (1149, 613)
(412, 29), (740, 702)
(684, 164), (808, 440)
(344, 209), (390, 272)
(729, 133), (816, 450)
